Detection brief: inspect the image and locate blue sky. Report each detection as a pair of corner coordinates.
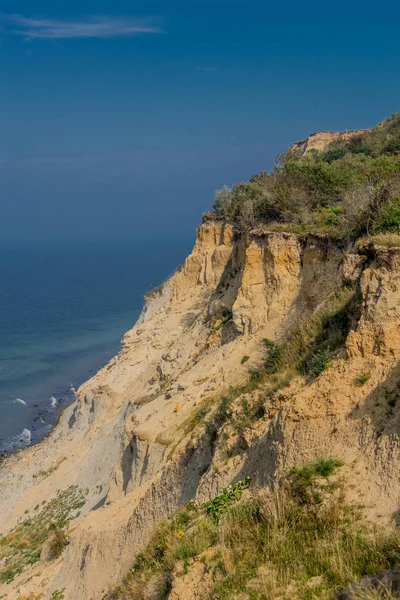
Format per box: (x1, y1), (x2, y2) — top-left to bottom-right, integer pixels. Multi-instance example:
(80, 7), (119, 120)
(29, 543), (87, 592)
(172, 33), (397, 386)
(1, 0), (400, 241)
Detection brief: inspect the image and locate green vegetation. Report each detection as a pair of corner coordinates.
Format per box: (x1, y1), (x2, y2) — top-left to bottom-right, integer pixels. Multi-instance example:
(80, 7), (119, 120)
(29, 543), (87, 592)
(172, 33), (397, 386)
(106, 461), (400, 600)
(212, 309), (233, 332)
(306, 348), (333, 377)
(190, 406), (210, 429)
(260, 282), (360, 382)
(241, 355), (250, 364)
(208, 112), (400, 242)
(204, 478), (251, 522)
(48, 527), (70, 559)
(34, 457), (67, 480)
(194, 281), (361, 454)
(289, 458), (343, 505)
(355, 372), (371, 387)
(50, 592), (65, 600)
(0, 486), (87, 584)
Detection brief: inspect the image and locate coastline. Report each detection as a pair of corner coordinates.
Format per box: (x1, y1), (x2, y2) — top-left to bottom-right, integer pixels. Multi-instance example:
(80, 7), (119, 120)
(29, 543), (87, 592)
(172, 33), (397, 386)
(0, 331), (134, 458)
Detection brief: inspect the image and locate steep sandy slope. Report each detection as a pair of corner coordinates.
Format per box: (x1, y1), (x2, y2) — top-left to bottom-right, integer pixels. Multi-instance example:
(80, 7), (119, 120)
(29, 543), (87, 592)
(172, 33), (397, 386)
(1, 226), (400, 600)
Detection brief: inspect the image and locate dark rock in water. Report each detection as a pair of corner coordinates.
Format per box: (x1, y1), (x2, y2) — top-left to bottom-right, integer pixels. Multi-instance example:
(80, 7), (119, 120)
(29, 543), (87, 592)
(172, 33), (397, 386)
(33, 404), (39, 407)
(338, 565), (400, 598)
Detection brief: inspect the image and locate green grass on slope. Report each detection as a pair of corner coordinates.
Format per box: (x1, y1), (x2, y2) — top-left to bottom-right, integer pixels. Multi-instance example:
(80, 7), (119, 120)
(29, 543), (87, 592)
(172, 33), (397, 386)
(106, 460), (400, 600)
(187, 279), (361, 448)
(0, 486), (87, 584)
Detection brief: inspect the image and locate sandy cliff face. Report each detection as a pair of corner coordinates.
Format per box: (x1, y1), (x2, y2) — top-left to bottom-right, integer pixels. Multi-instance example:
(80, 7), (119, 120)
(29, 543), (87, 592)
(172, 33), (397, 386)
(290, 129), (369, 155)
(2, 225), (400, 600)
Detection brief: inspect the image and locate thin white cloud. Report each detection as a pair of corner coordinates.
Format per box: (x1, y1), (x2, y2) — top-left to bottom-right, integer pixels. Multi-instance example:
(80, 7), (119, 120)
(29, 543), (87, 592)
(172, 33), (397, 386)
(0, 14), (163, 40)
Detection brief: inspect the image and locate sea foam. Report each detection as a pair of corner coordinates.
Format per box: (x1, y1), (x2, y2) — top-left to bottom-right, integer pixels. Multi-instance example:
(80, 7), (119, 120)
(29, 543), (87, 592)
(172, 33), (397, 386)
(21, 428), (32, 444)
(14, 397), (27, 406)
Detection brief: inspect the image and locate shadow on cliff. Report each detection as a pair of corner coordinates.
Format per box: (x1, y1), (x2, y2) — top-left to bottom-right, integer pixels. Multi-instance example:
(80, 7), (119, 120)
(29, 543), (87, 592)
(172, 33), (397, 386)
(207, 252), (240, 317)
(348, 358), (400, 438)
(230, 411), (285, 487)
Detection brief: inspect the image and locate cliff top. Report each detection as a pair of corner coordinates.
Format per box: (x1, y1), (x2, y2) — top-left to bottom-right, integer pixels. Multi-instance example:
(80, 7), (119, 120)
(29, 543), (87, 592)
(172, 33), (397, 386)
(208, 111), (400, 243)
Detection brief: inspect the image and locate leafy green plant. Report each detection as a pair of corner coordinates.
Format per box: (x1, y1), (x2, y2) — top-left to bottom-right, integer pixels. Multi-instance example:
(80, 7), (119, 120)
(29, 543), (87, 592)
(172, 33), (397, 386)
(241, 355), (250, 364)
(51, 592), (65, 600)
(204, 478), (251, 522)
(322, 147), (347, 163)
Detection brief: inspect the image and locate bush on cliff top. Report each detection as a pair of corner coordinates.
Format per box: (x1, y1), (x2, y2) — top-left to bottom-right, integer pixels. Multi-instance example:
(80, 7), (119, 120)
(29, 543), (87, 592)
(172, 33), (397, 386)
(209, 112), (400, 240)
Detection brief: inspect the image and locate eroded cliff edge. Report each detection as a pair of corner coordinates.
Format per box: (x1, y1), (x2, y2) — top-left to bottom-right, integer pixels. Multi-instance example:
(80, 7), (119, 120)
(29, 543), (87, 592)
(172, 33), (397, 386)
(2, 223), (400, 599)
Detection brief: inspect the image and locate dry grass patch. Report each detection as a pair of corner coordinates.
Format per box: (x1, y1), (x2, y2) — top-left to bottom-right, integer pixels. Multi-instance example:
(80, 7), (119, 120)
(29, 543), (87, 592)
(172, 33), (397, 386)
(356, 233), (400, 248)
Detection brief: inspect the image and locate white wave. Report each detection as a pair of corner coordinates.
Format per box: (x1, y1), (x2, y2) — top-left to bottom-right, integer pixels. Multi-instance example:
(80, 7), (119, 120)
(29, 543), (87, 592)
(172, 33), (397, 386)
(7, 428), (32, 450)
(21, 428), (32, 444)
(14, 397), (27, 406)
(50, 396), (57, 408)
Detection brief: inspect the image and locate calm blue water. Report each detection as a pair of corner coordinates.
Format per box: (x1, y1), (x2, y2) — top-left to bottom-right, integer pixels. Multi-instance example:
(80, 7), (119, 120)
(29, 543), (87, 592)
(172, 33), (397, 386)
(0, 239), (192, 452)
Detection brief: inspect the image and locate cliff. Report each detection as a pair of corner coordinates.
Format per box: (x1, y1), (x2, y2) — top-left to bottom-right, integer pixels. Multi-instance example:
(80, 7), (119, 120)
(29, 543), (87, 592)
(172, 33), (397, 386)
(1, 220), (400, 599)
(289, 128), (369, 155)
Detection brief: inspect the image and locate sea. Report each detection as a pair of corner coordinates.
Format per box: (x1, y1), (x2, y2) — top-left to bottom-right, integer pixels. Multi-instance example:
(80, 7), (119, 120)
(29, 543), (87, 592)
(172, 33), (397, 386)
(0, 238), (192, 453)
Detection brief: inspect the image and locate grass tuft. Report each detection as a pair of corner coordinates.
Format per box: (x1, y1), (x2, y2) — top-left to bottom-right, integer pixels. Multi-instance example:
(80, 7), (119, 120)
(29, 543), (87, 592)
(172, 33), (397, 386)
(355, 372), (371, 387)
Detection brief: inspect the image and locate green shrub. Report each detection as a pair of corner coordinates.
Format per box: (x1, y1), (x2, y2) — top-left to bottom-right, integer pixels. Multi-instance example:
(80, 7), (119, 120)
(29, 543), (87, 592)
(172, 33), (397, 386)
(354, 372), (371, 386)
(209, 111), (400, 241)
(322, 147), (347, 163)
(384, 136), (400, 155)
(48, 527), (69, 558)
(322, 205), (343, 226)
(374, 199), (400, 234)
(263, 338), (282, 373)
(248, 368), (262, 382)
(204, 478), (251, 522)
(289, 458), (343, 504)
(306, 348), (333, 377)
